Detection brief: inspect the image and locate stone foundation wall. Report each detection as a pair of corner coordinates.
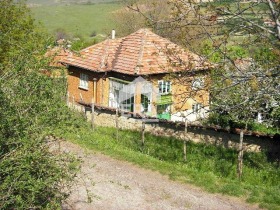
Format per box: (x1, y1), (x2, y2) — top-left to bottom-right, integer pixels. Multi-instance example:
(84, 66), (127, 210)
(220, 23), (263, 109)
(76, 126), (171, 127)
(69, 103), (280, 158)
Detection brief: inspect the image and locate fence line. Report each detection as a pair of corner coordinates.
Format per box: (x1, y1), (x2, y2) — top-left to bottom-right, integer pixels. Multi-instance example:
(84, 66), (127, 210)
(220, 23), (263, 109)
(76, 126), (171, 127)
(65, 94), (279, 156)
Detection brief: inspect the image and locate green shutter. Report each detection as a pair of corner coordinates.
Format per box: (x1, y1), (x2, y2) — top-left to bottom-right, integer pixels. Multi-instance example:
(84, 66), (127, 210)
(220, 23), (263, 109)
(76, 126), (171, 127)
(157, 113), (171, 120)
(157, 94), (172, 105)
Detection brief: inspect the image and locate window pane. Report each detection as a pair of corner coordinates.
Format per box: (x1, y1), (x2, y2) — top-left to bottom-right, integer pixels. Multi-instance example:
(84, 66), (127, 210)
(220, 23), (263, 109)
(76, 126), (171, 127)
(158, 80), (171, 94)
(80, 73), (88, 88)
(166, 82), (170, 93)
(158, 81), (163, 93)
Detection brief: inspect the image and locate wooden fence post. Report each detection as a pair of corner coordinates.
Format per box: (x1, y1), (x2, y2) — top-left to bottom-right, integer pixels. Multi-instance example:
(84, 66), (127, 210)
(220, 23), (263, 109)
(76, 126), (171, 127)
(91, 98), (95, 130)
(183, 120), (187, 162)
(72, 96), (75, 108)
(237, 129), (244, 180)
(66, 92), (69, 107)
(141, 120), (145, 148)
(116, 108), (119, 140)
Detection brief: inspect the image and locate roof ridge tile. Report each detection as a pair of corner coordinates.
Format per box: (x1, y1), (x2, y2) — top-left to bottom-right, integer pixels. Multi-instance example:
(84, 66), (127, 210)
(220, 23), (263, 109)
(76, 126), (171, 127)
(62, 28), (211, 75)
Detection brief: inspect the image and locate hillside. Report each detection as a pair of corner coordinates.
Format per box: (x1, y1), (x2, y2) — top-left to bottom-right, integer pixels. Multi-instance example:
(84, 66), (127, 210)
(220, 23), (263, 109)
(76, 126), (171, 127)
(29, 0), (121, 40)
(27, 0), (121, 6)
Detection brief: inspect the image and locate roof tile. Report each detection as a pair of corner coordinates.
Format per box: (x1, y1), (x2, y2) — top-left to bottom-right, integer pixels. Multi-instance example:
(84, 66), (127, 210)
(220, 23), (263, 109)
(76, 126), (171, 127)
(62, 28), (211, 75)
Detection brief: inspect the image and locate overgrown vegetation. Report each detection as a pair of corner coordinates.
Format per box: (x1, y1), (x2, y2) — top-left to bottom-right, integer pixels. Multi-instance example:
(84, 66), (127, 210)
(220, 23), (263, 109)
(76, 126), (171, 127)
(0, 1), (81, 209)
(58, 123), (280, 210)
(207, 113), (279, 135)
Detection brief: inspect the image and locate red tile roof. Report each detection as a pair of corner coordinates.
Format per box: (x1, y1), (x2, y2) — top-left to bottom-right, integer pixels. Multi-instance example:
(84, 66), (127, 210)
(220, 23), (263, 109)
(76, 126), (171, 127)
(45, 46), (71, 67)
(62, 28), (211, 75)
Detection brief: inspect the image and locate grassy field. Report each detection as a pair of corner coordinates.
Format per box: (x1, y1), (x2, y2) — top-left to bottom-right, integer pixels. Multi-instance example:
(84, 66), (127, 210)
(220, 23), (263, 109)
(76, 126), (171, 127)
(30, 2), (121, 40)
(55, 115), (280, 210)
(27, 0), (121, 6)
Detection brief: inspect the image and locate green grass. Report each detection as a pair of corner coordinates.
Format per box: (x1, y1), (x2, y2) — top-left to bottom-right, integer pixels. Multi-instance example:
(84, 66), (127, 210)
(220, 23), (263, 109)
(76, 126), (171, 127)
(27, 0), (120, 6)
(55, 119), (280, 210)
(31, 3), (121, 40)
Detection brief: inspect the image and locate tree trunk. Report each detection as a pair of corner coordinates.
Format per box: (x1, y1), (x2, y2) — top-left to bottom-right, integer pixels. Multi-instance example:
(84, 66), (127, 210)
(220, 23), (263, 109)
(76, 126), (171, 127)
(91, 99), (95, 130)
(141, 120), (145, 148)
(237, 129), (244, 180)
(116, 108), (119, 140)
(183, 120), (188, 162)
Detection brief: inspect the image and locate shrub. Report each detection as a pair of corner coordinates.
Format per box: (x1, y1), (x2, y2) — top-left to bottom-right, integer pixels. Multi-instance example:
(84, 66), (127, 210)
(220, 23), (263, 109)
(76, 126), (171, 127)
(0, 71), (80, 209)
(0, 1), (80, 208)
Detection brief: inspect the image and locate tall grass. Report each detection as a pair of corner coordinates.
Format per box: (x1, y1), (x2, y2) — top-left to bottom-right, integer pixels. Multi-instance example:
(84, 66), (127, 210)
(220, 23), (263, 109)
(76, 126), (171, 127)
(57, 123), (280, 210)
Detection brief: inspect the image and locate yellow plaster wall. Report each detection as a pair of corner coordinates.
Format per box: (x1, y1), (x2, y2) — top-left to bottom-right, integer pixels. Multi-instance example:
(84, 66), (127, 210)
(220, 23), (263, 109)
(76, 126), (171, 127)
(67, 67), (104, 105)
(145, 72), (210, 114)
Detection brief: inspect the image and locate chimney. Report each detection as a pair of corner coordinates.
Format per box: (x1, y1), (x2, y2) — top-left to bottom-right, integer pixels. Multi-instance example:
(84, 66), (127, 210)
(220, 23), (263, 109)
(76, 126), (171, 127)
(112, 29), (116, 39)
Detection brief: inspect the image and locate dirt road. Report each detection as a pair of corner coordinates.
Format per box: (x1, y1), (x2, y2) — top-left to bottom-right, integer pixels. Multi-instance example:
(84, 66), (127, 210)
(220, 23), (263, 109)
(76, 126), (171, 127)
(60, 141), (259, 210)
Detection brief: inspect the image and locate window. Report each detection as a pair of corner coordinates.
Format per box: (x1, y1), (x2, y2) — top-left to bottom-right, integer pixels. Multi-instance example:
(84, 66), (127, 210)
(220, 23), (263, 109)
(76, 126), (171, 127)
(79, 73), (88, 89)
(109, 78), (133, 112)
(192, 103), (202, 113)
(141, 94), (151, 113)
(192, 77), (205, 90)
(158, 80), (171, 94)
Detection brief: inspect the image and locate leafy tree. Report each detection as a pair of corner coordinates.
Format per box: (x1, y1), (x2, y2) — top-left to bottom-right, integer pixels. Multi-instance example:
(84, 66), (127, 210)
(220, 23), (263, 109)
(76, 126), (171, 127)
(114, 0), (173, 37)
(0, 0), (49, 72)
(0, 1), (80, 209)
(123, 0), (280, 181)
(123, 0), (280, 129)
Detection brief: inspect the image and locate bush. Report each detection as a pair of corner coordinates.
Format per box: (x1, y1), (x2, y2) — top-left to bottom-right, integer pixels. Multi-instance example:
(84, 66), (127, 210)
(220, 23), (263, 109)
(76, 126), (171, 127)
(207, 112), (278, 134)
(54, 28), (71, 41)
(0, 71), (80, 209)
(90, 30), (97, 37)
(71, 37), (98, 51)
(207, 112), (232, 128)
(0, 1), (80, 208)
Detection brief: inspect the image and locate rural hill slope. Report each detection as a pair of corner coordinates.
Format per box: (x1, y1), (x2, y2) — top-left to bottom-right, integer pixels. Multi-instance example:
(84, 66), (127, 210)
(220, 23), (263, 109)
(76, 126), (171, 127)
(28, 0), (121, 40)
(26, 0), (121, 6)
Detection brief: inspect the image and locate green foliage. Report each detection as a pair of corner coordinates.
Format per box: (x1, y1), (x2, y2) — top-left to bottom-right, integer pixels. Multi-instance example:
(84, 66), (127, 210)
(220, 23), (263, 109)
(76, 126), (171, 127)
(201, 41), (249, 62)
(71, 37), (98, 51)
(60, 125), (280, 209)
(271, 107), (280, 127)
(201, 41), (223, 62)
(0, 71), (80, 209)
(0, 0), (49, 71)
(207, 112), (232, 128)
(227, 46), (248, 59)
(0, 1), (80, 209)
(27, 0), (120, 6)
(0, 137), (77, 209)
(207, 112), (279, 134)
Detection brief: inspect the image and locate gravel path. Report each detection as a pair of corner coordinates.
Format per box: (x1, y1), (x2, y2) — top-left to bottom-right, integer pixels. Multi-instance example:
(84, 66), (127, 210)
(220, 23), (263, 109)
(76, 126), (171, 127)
(60, 141), (259, 210)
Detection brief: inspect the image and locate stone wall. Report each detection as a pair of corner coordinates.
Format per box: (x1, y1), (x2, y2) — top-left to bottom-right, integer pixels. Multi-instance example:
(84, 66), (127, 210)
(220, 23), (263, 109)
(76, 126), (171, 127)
(81, 106), (280, 157)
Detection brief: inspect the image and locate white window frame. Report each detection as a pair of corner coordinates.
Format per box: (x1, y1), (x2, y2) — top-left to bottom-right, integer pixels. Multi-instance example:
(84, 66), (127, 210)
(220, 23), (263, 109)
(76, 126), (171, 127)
(79, 73), (89, 90)
(109, 78), (134, 111)
(158, 80), (171, 94)
(192, 103), (202, 113)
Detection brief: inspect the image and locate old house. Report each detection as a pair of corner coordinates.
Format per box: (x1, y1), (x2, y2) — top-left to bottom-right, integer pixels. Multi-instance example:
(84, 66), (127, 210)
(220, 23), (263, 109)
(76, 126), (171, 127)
(62, 28), (212, 122)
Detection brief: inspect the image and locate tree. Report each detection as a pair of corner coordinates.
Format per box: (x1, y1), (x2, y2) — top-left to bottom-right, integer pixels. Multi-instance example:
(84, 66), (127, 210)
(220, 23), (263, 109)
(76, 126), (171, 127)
(123, 0), (280, 128)
(114, 0), (173, 37)
(120, 0), (280, 181)
(0, 1), (79, 209)
(0, 0), (49, 72)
